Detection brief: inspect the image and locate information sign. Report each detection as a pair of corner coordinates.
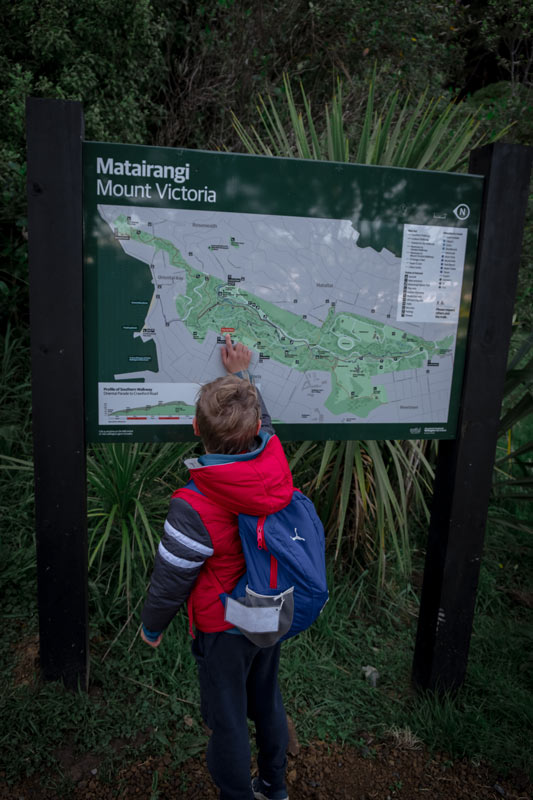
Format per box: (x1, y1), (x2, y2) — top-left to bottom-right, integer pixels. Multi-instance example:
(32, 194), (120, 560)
(83, 142), (483, 442)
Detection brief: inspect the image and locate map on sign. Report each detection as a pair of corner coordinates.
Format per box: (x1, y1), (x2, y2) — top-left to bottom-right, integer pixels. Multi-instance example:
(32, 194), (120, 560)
(96, 205), (465, 431)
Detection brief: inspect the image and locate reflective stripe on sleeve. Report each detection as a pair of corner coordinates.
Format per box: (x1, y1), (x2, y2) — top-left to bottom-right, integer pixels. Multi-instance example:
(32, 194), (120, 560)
(164, 519), (214, 557)
(158, 542), (204, 570)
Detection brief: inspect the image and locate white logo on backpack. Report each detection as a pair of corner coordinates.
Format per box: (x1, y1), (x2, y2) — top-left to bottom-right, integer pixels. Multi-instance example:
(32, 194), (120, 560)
(291, 528), (305, 542)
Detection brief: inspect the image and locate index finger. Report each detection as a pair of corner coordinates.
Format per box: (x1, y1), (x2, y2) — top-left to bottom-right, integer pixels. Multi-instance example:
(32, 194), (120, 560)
(221, 333), (233, 365)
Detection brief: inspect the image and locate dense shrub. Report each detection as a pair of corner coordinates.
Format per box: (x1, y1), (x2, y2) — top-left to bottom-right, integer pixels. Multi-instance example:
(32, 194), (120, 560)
(0, 0), (168, 327)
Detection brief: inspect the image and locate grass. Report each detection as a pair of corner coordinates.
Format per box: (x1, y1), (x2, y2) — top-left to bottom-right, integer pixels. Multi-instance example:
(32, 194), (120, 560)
(1, 498), (532, 788)
(1, 326), (532, 789)
(276, 518), (533, 776)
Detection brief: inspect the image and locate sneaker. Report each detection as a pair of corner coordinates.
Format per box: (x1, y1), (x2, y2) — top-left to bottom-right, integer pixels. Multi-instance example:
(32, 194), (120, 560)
(252, 776), (289, 800)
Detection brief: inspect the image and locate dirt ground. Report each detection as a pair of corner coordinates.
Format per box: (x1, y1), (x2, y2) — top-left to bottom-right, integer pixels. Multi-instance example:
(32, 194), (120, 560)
(2, 735), (532, 800)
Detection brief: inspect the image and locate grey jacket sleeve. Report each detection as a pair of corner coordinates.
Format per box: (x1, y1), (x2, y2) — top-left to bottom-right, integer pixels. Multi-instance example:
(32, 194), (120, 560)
(256, 386), (274, 436)
(141, 497), (213, 632)
(237, 368), (275, 436)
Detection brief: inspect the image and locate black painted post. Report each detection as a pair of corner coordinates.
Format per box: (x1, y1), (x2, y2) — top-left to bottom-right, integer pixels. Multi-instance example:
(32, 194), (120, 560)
(412, 142), (533, 692)
(26, 98), (88, 688)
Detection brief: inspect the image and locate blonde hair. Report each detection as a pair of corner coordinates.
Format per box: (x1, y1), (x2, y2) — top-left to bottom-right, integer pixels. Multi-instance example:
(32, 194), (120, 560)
(195, 375), (261, 454)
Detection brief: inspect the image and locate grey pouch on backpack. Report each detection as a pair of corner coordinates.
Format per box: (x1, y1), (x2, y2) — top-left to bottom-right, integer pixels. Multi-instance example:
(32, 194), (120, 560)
(224, 586), (294, 647)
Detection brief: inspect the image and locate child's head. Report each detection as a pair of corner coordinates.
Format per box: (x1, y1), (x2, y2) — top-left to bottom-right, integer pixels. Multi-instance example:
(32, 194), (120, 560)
(194, 375), (261, 454)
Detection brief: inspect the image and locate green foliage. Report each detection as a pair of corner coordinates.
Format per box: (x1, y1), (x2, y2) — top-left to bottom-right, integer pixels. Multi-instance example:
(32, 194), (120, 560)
(464, 82), (533, 147)
(0, 360), (35, 621)
(1, 0), (167, 147)
(514, 183), (533, 332)
(0, 326), (31, 454)
(289, 439), (433, 583)
(0, 156), (28, 328)
(499, 334), (533, 435)
(233, 71), (511, 170)
(0, 0), (169, 331)
(155, 0), (465, 151)
(3, 526), (532, 784)
(405, 522), (533, 772)
(87, 441), (194, 608)
(0, 460), (35, 618)
(478, 0), (533, 89)
(490, 333), (533, 529)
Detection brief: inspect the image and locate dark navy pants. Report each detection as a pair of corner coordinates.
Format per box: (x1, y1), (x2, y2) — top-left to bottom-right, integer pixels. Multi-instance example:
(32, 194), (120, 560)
(192, 631), (288, 800)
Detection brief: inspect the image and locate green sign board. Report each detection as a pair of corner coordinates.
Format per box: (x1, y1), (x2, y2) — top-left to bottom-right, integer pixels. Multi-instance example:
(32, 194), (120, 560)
(83, 141), (484, 442)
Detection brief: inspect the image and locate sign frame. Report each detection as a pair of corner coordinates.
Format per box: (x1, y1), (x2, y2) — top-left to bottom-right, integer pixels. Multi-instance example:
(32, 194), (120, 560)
(26, 98), (532, 694)
(82, 141), (484, 443)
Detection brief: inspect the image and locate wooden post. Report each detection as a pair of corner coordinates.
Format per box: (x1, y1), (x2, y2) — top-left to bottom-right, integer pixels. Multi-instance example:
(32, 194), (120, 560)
(26, 98), (88, 688)
(412, 142), (533, 691)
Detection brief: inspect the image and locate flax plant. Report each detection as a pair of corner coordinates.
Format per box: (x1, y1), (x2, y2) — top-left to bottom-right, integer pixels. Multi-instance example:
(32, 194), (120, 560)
(289, 438), (434, 585)
(233, 71), (509, 588)
(232, 70), (511, 169)
(87, 441), (193, 610)
(491, 333), (533, 526)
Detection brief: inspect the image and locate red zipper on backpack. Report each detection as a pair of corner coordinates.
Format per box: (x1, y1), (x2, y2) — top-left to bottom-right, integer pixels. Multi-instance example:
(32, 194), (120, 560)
(256, 517), (278, 589)
(256, 516), (267, 550)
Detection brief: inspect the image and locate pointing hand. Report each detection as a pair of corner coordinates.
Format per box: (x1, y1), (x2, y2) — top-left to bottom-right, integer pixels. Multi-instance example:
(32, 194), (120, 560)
(221, 333), (252, 373)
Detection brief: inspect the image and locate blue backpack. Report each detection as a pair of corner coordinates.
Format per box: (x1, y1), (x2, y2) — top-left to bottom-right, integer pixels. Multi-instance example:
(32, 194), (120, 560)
(229, 490), (329, 646)
(188, 482), (329, 647)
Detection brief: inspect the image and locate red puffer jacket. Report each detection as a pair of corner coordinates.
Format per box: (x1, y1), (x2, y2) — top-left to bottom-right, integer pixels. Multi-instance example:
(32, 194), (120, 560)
(181, 433), (294, 633)
(141, 433), (293, 636)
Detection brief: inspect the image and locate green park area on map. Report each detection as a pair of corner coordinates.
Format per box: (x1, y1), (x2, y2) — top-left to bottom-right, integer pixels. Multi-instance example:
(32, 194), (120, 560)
(113, 215), (454, 418)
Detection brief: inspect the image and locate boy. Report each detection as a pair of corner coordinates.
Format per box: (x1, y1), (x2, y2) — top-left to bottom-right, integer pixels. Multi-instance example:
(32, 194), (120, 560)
(141, 334), (291, 800)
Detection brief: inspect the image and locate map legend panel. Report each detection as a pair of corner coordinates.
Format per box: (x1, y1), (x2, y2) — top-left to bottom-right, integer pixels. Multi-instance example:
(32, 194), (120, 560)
(397, 225), (468, 324)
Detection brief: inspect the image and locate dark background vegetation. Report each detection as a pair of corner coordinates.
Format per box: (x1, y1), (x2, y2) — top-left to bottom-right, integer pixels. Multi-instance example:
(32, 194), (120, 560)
(1, 0), (532, 335)
(1, 0), (532, 794)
